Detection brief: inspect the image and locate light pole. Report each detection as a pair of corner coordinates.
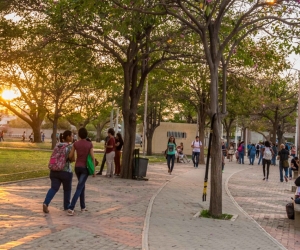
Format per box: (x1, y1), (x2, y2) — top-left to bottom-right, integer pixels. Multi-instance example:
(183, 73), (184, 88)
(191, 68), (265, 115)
(142, 79), (148, 156)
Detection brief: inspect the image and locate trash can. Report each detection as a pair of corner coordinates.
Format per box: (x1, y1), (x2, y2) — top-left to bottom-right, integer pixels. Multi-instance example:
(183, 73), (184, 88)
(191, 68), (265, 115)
(134, 158), (148, 177)
(132, 148), (148, 179)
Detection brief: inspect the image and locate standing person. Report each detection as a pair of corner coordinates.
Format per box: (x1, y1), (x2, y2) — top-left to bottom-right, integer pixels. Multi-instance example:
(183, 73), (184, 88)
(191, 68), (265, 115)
(277, 143), (290, 182)
(41, 132), (45, 142)
(289, 156), (299, 180)
(228, 142), (235, 162)
(22, 131), (26, 142)
(67, 127), (95, 216)
(105, 128), (116, 177)
(166, 136), (176, 174)
(176, 142), (190, 163)
(291, 145), (296, 158)
(258, 142), (264, 165)
(191, 136), (202, 168)
(0, 131), (4, 141)
(43, 130), (74, 213)
(29, 133), (34, 142)
(271, 142), (278, 166)
(262, 141), (274, 181)
(237, 141), (245, 164)
(97, 135), (110, 175)
(255, 143), (260, 158)
(221, 142), (227, 157)
(114, 132), (123, 176)
(249, 143), (257, 165)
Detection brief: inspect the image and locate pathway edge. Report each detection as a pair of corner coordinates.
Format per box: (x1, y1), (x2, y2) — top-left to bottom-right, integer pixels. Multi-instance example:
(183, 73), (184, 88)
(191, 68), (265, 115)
(225, 167), (287, 250)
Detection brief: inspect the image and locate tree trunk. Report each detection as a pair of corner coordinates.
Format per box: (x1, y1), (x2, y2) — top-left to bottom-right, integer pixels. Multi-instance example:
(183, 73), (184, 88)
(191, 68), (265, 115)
(146, 131), (154, 155)
(51, 117), (59, 149)
(32, 123), (42, 143)
(208, 66), (222, 217)
(198, 115), (206, 164)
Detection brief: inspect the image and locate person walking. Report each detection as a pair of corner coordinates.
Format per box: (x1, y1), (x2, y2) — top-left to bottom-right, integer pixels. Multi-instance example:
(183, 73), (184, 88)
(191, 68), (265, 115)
(262, 141), (274, 181)
(43, 130), (74, 213)
(277, 143), (290, 182)
(249, 143), (256, 165)
(114, 132), (123, 176)
(258, 142), (264, 165)
(289, 156), (299, 180)
(105, 128), (116, 177)
(166, 136), (176, 174)
(191, 136), (202, 168)
(67, 127), (95, 216)
(237, 141), (245, 164)
(22, 131), (26, 142)
(97, 135), (110, 175)
(271, 142), (278, 166)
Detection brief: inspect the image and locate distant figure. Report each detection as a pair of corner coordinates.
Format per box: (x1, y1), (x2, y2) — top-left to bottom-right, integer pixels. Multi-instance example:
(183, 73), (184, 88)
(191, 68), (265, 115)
(56, 133), (60, 143)
(42, 132), (45, 142)
(114, 132), (124, 176)
(140, 135), (143, 148)
(22, 131), (26, 142)
(29, 133), (34, 142)
(0, 131), (4, 142)
(105, 128), (116, 178)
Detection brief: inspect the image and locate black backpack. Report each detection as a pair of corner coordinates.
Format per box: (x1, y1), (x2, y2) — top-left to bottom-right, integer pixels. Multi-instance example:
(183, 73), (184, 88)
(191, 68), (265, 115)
(286, 202), (294, 220)
(295, 176), (300, 186)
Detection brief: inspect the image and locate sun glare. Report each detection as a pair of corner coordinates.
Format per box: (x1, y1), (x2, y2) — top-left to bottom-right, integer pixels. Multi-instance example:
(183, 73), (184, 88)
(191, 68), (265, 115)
(1, 90), (19, 101)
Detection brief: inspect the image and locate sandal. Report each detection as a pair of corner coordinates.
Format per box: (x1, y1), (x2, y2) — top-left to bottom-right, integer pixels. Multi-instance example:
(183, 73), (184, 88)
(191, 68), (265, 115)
(43, 204), (49, 213)
(67, 209), (74, 216)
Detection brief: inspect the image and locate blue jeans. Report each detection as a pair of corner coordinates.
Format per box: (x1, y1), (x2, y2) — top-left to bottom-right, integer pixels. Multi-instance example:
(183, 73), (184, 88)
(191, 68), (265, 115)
(238, 152), (244, 164)
(44, 171), (73, 210)
(258, 153), (263, 165)
(192, 151), (200, 167)
(279, 161), (288, 182)
(249, 154), (255, 165)
(167, 154), (175, 172)
(69, 167), (89, 210)
(271, 155), (276, 165)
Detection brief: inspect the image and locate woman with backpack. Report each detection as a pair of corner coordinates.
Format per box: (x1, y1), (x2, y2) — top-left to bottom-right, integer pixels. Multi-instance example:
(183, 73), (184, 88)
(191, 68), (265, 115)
(166, 136), (177, 174)
(67, 127), (96, 216)
(43, 130), (74, 213)
(277, 143), (290, 182)
(262, 141), (274, 181)
(237, 141), (245, 164)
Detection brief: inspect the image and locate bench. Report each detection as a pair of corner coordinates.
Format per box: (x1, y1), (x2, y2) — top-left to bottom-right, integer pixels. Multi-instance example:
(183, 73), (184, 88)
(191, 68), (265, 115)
(294, 202), (300, 227)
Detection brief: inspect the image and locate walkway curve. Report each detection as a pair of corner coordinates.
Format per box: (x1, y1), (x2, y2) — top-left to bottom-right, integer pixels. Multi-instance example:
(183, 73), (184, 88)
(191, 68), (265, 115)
(225, 166), (287, 250)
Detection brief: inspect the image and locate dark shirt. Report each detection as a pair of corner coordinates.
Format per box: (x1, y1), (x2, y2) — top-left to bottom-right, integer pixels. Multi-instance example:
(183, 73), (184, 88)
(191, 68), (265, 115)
(106, 137), (115, 154)
(291, 158), (299, 171)
(115, 138), (123, 151)
(278, 149), (289, 162)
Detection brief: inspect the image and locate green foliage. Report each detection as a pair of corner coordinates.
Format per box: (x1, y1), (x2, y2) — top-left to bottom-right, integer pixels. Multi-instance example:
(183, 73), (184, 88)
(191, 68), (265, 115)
(9, 117), (31, 128)
(200, 209), (233, 220)
(42, 117), (71, 130)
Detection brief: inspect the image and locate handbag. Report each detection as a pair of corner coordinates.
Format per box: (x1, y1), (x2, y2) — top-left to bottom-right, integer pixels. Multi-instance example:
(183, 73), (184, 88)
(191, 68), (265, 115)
(86, 154), (95, 175)
(283, 160), (289, 168)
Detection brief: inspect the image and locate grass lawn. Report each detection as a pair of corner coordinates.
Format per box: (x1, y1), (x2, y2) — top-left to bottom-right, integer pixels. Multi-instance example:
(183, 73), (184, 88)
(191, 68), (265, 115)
(0, 146), (165, 183)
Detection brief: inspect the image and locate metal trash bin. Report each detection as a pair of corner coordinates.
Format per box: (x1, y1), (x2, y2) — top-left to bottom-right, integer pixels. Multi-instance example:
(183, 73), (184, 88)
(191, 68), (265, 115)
(132, 149), (148, 179)
(134, 158), (148, 177)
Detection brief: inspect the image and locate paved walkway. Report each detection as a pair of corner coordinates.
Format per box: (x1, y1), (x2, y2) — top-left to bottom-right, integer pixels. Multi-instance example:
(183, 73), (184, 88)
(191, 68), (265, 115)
(0, 158), (298, 249)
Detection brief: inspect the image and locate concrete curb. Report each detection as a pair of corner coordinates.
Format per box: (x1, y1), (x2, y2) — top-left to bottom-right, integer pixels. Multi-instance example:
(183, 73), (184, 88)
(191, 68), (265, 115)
(142, 174), (181, 250)
(225, 167), (287, 250)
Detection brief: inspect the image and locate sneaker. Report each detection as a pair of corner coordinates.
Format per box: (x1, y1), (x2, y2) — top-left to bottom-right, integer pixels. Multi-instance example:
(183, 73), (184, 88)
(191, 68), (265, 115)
(43, 204), (49, 213)
(222, 170), (224, 173)
(168, 169), (170, 173)
(263, 178), (265, 180)
(284, 176), (288, 182)
(81, 208), (88, 212)
(289, 177), (292, 180)
(96, 172), (102, 175)
(67, 209), (74, 216)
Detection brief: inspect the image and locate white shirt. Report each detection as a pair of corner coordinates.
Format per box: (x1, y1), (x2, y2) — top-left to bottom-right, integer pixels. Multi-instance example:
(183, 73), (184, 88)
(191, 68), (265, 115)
(295, 187), (300, 196)
(191, 140), (202, 152)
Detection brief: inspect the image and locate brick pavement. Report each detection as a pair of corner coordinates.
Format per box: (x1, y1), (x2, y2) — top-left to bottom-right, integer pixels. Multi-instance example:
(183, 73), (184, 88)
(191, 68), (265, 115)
(0, 159), (296, 250)
(0, 164), (190, 250)
(228, 162), (300, 250)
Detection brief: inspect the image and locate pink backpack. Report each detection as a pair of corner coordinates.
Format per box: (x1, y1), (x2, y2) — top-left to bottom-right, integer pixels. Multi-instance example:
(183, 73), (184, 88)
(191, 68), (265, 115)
(48, 144), (69, 171)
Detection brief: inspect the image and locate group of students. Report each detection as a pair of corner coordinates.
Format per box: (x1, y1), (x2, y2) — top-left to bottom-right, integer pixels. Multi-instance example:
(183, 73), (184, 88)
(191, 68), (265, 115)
(165, 136), (202, 174)
(43, 127), (123, 216)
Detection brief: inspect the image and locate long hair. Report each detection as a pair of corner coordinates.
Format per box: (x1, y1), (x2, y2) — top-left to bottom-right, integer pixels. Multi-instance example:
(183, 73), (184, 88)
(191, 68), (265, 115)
(116, 132), (123, 143)
(168, 136), (176, 145)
